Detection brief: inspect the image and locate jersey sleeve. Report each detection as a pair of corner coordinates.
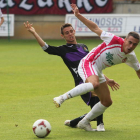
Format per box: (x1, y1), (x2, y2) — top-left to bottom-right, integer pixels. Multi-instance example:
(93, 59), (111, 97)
(42, 43), (64, 56)
(100, 31), (115, 45)
(125, 51), (140, 71)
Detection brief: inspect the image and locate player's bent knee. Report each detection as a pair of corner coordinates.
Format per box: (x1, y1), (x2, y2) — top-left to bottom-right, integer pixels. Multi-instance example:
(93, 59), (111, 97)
(108, 100), (113, 107)
(92, 82), (100, 89)
(102, 100), (113, 107)
(109, 100), (113, 106)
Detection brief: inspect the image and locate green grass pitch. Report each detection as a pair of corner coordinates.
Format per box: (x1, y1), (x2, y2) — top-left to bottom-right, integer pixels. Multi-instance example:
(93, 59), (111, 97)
(0, 38), (140, 140)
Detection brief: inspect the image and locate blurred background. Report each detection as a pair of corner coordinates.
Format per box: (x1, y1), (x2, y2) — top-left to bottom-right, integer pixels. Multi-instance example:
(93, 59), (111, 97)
(0, 0), (140, 40)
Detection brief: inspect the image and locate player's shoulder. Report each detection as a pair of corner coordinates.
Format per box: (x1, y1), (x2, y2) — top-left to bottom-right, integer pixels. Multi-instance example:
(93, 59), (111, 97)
(76, 43), (87, 47)
(101, 31), (123, 41)
(101, 31), (124, 46)
(101, 31), (114, 37)
(47, 44), (67, 51)
(77, 43), (89, 52)
(57, 44), (74, 51)
(51, 44), (66, 48)
(59, 44), (67, 48)
(106, 31), (124, 44)
(127, 51), (136, 57)
(114, 35), (124, 44)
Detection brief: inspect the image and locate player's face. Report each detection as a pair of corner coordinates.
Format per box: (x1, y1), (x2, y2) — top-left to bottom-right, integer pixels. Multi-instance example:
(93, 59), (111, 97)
(61, 26), (76, 44)
(123, 36), (139, 54)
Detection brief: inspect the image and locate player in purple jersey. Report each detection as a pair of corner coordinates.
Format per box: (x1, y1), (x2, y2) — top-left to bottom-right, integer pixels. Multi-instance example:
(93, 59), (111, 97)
(53, 4), (140, 131)
(24, 21), (119, 131)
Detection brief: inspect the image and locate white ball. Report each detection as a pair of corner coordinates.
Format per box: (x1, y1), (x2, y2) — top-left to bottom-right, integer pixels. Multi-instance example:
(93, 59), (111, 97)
(32, 119), (51, 138)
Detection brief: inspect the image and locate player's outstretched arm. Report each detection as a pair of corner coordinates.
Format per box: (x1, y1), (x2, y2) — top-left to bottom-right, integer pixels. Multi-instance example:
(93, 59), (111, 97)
(71, 3), (102, 36)
(104, 75), (120, 91)
(0, 17), (4, 27)
(24, 21), (45, 47)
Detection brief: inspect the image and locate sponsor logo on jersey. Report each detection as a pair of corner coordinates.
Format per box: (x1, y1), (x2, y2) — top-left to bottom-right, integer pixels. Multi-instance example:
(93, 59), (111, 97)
(84, 47), (88, 52)
(106, 52), (114, 65)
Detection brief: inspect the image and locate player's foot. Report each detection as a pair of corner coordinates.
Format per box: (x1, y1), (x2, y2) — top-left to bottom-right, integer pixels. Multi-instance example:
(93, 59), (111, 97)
(64, 120), (78, 128)
(97, 123), (105, 131)
(77, 121), (95, 131)
(53, 96), (64, 108)
(64, 120), (71, 127)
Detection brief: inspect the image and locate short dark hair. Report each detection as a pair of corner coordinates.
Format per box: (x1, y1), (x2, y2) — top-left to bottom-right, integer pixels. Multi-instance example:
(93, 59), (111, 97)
(127, 32), (140, 40)
(61, 23), (73, 35)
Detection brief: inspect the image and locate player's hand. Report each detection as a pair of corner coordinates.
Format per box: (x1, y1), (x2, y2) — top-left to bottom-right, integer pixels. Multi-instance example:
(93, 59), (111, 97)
(107, 79), (120, 91)
(24, 21), (35, 34)
(71, 3), (80, 17)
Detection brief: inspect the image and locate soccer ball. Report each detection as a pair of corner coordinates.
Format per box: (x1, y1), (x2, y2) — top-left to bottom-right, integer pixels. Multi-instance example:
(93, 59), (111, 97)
(32, 119), (51, 138)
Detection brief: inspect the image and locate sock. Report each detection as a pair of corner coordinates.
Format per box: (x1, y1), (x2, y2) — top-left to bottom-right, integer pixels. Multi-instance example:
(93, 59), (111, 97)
(89, 97), (104, 125)
(97, 114), (103, 126)
(62, 83), (94, 100)
(82, 102), (107, 124)
(70, 114), (87, 127)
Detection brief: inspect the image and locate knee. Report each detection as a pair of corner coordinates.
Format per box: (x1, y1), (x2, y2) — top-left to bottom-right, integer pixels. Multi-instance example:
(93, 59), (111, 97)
(102, 99), (113, 107)
(108, 100), (113, 107)
(92, 82), (100, 89)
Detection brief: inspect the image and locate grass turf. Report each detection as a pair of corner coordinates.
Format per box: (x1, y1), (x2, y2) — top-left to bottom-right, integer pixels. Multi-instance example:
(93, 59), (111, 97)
(0, 38), (140, 140)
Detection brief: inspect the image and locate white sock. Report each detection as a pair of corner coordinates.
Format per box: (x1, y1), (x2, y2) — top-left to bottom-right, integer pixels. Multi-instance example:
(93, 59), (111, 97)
(62, 83), (93, 100)
(82, 102), (107, 124)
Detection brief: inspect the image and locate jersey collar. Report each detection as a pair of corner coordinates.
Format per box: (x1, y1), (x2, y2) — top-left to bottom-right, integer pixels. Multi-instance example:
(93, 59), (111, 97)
(66, 43), (77, 47)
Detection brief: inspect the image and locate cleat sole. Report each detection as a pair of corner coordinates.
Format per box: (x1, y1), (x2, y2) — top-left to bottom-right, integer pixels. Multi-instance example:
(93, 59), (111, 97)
(53, 99), (60, 108)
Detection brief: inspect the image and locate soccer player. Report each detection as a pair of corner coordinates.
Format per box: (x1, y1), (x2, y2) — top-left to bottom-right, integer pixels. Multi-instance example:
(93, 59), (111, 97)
(0, 8), (4, 27)
(24, 21), (119, 131)
(53, 4), (140, 131)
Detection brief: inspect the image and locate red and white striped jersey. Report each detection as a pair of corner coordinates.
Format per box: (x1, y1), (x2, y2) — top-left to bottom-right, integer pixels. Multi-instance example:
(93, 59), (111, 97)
(83, 31), (140, 71)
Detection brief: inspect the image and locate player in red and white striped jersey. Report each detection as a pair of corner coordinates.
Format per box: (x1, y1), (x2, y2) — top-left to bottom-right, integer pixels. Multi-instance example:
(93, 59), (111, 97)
(53, 4), (140, 131)
(79, 31), (140, 83)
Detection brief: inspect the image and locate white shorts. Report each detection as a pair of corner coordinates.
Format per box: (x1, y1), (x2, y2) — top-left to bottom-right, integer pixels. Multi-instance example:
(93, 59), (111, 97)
(78, 59), (106, 83)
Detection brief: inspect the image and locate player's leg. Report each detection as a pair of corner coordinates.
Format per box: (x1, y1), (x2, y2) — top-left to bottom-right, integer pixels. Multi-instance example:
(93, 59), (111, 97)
(53, 75), (99, 107)
(90, 93), (105, 131)
(53, 59), (100, 108)
(64, 114), (87, 127)
(77, 81), (112, 131)
(53, 82), (94, 107)
(63, 76), (108, 131)
(64, 92), (97, 128)
(80, 91), (104, 127)
(53, 62), (100, 107)
(64, 95), (104, 131)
